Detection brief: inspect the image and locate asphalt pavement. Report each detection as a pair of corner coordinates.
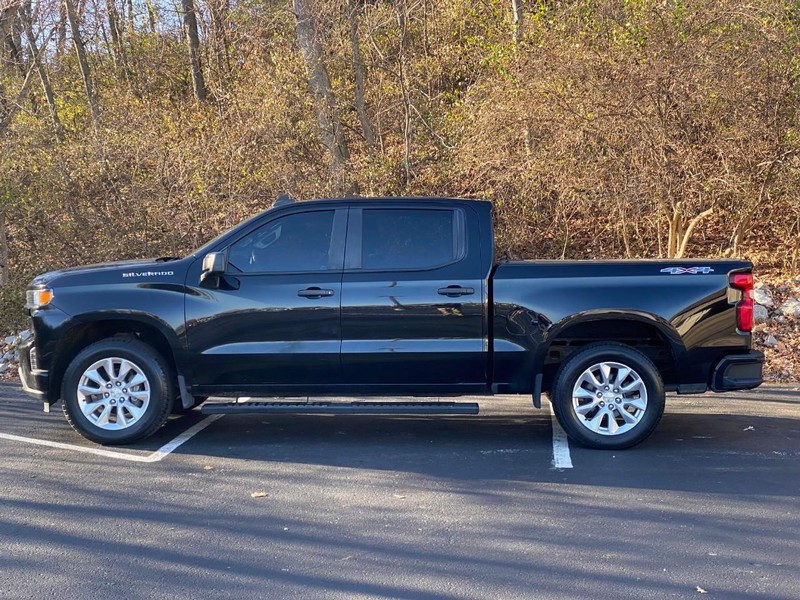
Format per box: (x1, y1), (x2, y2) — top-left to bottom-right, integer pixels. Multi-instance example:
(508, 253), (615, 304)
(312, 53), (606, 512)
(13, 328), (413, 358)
(0, 383), (798, 600)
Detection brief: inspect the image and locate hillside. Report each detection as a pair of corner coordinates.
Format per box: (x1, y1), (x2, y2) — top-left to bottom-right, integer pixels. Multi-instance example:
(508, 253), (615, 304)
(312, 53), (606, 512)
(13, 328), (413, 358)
(0, 0), (797, 378)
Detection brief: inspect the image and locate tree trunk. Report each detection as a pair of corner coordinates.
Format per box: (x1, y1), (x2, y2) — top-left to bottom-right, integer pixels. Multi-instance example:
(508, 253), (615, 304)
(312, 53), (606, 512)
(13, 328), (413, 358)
(180, 0), (206, 102)
(292, 0), (352, 193)
(64, 0), (102, 132)
(0, 209), (9, 289)
(396, 0), (412, 187)
(19, 8), (64, 142)
(0, 59), (36, 134)
(143, 0), (157, 33)
(104, 0), (127, 72)
(511, 0), (523, 44)
(347, 0), (375, 152)
(208, 0), (231, 82)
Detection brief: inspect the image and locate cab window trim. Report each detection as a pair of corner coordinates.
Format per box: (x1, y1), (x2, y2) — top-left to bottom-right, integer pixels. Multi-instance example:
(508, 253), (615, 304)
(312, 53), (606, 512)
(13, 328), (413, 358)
(224, 207), (347, 276)
(344, 206), (467, 273)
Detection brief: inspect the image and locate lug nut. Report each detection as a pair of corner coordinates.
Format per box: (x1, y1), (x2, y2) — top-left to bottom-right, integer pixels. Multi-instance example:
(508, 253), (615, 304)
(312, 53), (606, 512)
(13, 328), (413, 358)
(116, 381), (122, 386)
(599, 401), (605, 407)
(613, 389), (619, 393)
(596, 392), (603, 398)
(604, 386), (609, 390)
(122, 388), (127, 393)
(615, 398), (621, 403)
(104, 392), (110, 398)
(106, 383), (112, 389)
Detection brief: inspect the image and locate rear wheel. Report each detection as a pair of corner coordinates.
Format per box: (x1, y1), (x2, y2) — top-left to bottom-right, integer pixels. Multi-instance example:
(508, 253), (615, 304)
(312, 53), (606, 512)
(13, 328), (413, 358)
(551, 343), (665, 450)
(61, 338), (174, 445)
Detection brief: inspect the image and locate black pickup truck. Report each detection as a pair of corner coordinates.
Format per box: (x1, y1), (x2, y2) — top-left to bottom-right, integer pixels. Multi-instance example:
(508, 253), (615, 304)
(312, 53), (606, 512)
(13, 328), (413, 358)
(19, 196), (763, 449)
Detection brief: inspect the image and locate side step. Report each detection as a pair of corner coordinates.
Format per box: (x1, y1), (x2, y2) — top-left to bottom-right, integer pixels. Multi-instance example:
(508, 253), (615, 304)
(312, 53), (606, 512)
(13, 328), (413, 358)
(201, 401), (479, 416)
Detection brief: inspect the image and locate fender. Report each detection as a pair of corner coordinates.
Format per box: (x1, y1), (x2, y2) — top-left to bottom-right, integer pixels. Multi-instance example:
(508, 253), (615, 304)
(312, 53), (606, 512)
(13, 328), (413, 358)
(71, 311), (188, 371)
(530, 309), (687, 407)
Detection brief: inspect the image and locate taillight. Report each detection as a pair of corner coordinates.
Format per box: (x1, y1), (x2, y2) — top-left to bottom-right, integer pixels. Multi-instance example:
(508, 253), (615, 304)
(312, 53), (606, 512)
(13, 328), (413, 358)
(729, 271), (754, 333)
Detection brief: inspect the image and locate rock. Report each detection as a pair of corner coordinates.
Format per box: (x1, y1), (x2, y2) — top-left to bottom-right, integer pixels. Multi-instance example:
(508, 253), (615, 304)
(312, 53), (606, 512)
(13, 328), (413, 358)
(2, 352), (12, 362)
(19, 330), (31, 341)
(753, 304), (769, 324)
(763, 335), (778, 347)
(753, 287), (774, 307)
(0, 364), (7, 374)
(4, 336), (15, 346)
(779, 298), (800, 319)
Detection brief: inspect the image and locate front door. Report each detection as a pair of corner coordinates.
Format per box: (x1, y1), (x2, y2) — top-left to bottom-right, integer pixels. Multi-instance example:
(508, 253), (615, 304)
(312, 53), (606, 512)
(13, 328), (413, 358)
(185, 207), (346, 392)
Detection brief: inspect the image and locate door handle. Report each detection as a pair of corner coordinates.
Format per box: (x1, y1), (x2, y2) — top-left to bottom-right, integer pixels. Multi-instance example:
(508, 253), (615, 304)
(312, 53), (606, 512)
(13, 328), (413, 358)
(297, 287), (335, 298)
(437, 286), (475, 297)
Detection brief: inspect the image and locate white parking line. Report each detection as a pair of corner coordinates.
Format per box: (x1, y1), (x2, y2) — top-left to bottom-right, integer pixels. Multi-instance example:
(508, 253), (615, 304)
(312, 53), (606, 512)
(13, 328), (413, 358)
(548, 400), (573, 469)
(0, 415), (223, 463)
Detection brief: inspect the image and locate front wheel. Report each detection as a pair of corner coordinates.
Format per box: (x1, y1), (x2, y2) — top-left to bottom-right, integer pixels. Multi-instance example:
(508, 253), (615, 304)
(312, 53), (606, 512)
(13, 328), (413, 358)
(61, 338), (174, 445)
(551, 343), (665, 450)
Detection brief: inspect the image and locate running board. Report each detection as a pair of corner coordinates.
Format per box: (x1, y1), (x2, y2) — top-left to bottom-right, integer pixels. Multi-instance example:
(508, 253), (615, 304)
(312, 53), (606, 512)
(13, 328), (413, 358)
(200, 401), (479, 416)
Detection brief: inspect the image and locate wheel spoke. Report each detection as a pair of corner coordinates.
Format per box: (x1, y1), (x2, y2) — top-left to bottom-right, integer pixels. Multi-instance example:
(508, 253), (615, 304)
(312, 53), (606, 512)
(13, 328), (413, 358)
(624, 397), (647, 411)
(124, 402), (144, 419)
(95, 404), (112, 425)
(78, 384), (101, 397)
(580, 371), (603, 390)
(618, 408), (638, 424)
(127, 373), (148, 388)
(83, 368), (106, 387)
(599, 364), (612, 385)
(585, 411), (604, 433)
(574, 387), (596, 400)
(607, 413), (619, 434)
(615, 366), (630, 387)
(103, 358), (116, 381)
(575, 400), (599, 415)
(118, 360), (136, 382)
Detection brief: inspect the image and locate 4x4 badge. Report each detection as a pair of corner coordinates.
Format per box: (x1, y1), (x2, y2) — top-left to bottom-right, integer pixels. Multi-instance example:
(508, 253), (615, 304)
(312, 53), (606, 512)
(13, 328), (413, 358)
(660, 266), (714, 275)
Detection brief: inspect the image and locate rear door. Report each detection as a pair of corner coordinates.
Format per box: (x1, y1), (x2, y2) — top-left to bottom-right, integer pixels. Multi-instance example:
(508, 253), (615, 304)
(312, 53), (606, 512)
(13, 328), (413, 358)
(340, 204), (487, 393)
(185, 207), (346, 391)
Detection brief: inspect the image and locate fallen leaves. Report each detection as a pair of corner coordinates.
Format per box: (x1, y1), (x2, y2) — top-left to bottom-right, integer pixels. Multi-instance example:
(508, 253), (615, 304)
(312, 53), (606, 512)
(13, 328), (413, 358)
(250, 491), (268, 498)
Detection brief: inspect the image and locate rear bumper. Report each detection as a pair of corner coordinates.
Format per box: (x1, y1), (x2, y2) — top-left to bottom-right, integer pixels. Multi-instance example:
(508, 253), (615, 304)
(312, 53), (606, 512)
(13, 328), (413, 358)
(710, 350), (764, 392)
(18, 336), (49, 402)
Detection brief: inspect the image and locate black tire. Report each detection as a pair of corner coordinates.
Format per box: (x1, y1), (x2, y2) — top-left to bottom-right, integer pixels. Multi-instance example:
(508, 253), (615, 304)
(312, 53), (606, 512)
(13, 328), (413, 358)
(171, 395), (207, 415)
(551, 342), (665, 450)
(61, 338), (174, 445)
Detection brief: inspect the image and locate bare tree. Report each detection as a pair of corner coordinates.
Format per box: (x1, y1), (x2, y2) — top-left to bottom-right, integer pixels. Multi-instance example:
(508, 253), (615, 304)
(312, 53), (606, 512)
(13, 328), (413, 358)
(19, 6), (64, 142)
(346, 0), (374, 152)
(396, 0), (412, 186)
(292, 0), (352, 193)
(64, 0), (102, 132)
(180, 0), (206, 102)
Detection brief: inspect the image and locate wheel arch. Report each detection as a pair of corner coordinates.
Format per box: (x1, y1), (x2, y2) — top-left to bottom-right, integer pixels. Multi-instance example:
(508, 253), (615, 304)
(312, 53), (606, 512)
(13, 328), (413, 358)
(535, 310), (685, 394)
(48, 314), (183, 404)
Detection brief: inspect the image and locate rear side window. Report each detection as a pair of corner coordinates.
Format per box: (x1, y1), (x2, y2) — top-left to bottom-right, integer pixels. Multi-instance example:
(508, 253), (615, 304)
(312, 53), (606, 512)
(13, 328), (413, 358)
(228, 210), (335, 273)
(361, 208), (464, 270)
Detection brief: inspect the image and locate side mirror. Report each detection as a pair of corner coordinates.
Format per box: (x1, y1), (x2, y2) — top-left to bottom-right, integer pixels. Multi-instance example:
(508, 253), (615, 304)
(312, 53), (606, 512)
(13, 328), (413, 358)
(200, 252), (227, 287)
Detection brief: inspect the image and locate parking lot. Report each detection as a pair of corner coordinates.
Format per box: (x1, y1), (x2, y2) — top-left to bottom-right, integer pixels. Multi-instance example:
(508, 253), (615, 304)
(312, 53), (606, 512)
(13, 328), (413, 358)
(0, 383), (798, 600)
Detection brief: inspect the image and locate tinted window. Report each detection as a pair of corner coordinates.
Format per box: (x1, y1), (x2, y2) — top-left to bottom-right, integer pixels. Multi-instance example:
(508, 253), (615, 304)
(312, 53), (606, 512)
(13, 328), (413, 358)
(361, 209), (460, 270)
(228, 210), (335, 273)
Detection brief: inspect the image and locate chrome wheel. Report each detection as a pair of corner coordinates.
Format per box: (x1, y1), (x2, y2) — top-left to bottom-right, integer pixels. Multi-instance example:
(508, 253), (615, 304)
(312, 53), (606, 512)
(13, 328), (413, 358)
(76, 357), (151, 430)
(571, 361), (648, 436)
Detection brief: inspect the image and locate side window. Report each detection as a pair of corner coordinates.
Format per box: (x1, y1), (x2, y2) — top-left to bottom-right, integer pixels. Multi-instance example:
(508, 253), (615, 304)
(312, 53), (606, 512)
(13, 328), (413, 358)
(361, 208), (463, 270)
(228, 210), (335, 273)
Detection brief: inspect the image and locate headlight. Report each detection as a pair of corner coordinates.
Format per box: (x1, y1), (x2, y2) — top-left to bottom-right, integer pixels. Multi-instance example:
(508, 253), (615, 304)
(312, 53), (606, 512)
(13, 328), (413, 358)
(26, 289), (54, 309)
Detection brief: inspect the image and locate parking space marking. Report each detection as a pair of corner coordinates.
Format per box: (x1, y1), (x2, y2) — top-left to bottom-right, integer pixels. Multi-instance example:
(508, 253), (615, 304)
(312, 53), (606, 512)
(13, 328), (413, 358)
(0, 414), (223, 463)
(548, 400), (573, 469)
